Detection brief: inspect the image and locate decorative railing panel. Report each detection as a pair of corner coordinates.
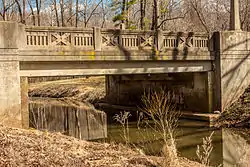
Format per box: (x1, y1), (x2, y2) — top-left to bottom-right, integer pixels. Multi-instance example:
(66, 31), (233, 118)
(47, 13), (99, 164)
(100, 29), (155, 50)
(25, 26), (211, 54)
(163, 32), (209, 51)
(25, 27), (94, 49)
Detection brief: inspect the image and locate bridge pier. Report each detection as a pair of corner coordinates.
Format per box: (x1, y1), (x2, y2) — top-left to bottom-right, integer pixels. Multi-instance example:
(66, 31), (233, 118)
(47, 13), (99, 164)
(0, 22), (25, 128)
(21, 77), (29, 129)
(214, 31), (250, 112)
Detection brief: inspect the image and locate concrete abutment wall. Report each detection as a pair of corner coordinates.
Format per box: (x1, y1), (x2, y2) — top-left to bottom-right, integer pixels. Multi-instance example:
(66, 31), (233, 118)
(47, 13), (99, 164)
(214, 31), (250, 111)
(0, 22), (25, 128)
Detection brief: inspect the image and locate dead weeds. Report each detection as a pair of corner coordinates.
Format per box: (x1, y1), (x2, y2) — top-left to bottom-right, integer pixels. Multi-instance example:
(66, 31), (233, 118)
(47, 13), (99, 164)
(0, 125), (202, 167)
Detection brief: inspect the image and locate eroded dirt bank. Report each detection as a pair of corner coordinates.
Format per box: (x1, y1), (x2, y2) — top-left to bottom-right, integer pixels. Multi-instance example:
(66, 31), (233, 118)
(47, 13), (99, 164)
(215, 86), (250, 127)
(0, 125), (202, 167)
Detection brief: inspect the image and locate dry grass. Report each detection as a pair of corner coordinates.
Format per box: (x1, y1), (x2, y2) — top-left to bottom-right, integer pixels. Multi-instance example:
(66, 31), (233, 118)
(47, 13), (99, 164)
(29, 77), (105, 103)
(0, 125), (203, 167)
(140, 89), (181, 167)
(0, 125), (156, 167)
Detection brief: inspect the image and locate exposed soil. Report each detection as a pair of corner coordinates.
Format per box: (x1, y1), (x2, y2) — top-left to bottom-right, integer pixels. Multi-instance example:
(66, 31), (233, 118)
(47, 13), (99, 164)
(0, 125), (202, 167)
(215, 86), (250, 127)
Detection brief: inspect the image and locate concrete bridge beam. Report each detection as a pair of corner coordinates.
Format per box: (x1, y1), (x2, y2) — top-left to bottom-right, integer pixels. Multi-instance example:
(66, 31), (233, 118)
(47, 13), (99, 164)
(0, 22), (25, 128)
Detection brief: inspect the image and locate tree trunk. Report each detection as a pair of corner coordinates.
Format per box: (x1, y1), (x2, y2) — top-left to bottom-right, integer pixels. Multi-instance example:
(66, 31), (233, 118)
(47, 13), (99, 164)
(54, 0), (60, 26)
(140, 0), (144, 29)
(69, 0), (73, 26)
(151, 0), (158, 31)
(75, 0), (78, 27)
(60, 0), (65, 27)
(35, 0), (40, 26)
(2, 0), (6, 20)
(22, 0), (26, 24)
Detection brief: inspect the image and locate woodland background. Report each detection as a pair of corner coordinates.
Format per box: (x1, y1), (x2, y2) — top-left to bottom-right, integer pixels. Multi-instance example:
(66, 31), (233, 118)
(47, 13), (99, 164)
(0, 0), (250, 32)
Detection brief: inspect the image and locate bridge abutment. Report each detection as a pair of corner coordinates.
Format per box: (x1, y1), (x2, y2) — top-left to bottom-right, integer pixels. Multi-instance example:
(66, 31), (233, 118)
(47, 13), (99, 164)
(214, 31), (250, 112)
(0, 22), (25, 128)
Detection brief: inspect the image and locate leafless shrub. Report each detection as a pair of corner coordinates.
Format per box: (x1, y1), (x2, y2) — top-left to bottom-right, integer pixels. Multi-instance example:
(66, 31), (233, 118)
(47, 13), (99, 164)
(196, 131), (214, 166)
(140, 89), (181, 166)
(113, 111), (131, 145)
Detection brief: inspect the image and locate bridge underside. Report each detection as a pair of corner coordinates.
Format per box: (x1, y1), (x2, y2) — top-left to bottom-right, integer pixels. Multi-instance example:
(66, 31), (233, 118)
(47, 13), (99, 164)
(20, 60), (212, 77)
(105, 72), (213, 113)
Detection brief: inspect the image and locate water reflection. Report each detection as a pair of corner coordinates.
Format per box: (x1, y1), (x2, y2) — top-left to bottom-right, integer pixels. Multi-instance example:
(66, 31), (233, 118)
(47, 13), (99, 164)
(106, 121), (250, 166)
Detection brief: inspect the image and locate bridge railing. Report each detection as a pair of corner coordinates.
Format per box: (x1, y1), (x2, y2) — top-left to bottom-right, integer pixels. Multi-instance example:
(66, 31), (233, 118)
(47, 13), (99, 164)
(24, 26), (211, 51)
(25, 26), (94, 49)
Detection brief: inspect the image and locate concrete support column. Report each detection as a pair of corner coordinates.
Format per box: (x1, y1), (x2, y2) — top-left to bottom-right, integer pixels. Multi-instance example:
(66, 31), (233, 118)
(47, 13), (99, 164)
(192, 72), (210, 112)
(93, 27), (101, 51)
(230, 0), (241, 31)
(194, 72), (205, 90)
(21, 77), (29, 129)
(193, 72), (213, 113)
(0, 22), (25, 128)
(105, 75), (120, 104)
(207, 72), (213, 113)
(157, 29), (164, 51)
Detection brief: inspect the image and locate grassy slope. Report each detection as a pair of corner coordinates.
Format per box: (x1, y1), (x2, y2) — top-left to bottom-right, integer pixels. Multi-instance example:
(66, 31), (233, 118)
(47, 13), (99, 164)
(29, 77), (105, 103)
(0, 125), (202, 167)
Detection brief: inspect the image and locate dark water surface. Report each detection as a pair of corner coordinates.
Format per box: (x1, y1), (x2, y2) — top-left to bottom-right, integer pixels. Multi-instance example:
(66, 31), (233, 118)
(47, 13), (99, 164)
(104, 120), (250, 167)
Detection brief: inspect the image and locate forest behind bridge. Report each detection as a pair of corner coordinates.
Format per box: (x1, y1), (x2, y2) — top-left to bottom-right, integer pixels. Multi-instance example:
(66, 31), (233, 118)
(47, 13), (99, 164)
(1, 0), (250, 32)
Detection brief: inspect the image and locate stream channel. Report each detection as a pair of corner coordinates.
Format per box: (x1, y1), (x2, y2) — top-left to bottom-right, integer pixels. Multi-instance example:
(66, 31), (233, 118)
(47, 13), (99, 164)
(29, 98), (250, 167)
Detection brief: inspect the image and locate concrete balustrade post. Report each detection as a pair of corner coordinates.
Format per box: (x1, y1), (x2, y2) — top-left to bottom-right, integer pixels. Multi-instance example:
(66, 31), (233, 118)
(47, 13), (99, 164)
(93, 27), (102, 51)
(0, 22), (25, 128)
(230, 0), (241, 31)
(157, 29), (164, 51)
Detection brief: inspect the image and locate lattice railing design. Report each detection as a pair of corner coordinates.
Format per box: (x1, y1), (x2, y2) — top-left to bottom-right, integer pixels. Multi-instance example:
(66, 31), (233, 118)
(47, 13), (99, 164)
(101, 30), (155, 50)
(25, 26), (210, 51)
(163, 33), (209, 50)
(26, 27), (94, 48)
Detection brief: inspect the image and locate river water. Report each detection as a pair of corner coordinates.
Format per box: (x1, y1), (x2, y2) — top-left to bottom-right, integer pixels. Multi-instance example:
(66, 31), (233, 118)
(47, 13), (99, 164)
(105, 121), (250, 167)
(29, 99), (250, 167)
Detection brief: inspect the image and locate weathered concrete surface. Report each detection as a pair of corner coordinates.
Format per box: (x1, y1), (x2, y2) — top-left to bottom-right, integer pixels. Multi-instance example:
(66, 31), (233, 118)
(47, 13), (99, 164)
(222, 129), (250, 166)
(106, 73), (211, 112)
(20, 61), (212, 77)
(29, 99), (107, 140)
(184, 72), (212, 112)
(214, 31), (250, 112)
(0, 22), (25, 128)
(20, 77), (29, 129)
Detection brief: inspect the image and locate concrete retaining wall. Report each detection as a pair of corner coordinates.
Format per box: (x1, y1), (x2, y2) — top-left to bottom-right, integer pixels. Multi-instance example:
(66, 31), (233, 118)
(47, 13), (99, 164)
(29, 99), (107, 140)
(0, 22), (25, 128)
(214, 31), (250, 111)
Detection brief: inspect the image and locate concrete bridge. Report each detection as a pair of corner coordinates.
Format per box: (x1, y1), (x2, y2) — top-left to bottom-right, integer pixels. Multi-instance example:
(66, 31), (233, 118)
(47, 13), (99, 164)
(0, 0), (249, 129)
